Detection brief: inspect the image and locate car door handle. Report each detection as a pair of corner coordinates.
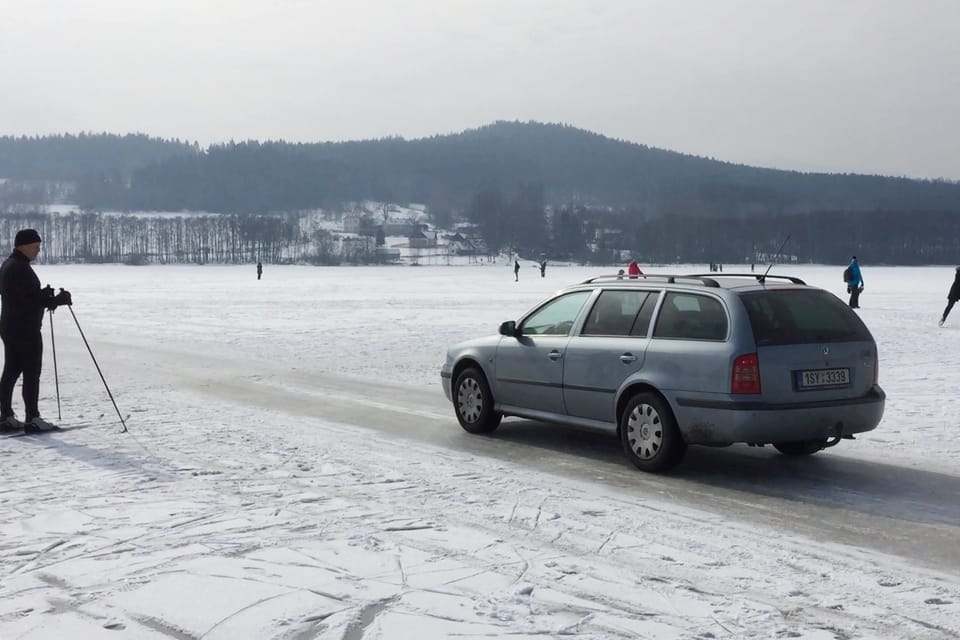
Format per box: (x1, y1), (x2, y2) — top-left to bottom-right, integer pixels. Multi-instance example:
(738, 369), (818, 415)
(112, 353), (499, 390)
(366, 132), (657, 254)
(620, 353), (638, 363)
(548, 350), (563, 361)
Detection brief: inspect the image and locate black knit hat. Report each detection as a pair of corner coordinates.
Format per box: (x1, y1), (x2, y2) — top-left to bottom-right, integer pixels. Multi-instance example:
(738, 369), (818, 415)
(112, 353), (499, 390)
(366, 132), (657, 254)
(14, 229), (42, 246)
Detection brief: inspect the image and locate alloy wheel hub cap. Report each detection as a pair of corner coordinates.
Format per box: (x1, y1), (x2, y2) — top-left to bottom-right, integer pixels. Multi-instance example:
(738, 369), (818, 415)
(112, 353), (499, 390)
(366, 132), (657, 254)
(459, 381), (481, 420)
(628, 404), (662, 459)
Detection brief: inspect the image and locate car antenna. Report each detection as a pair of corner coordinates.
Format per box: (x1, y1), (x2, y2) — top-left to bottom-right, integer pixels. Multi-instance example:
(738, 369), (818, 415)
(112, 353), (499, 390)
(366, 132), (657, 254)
(761, 234), (791, 283)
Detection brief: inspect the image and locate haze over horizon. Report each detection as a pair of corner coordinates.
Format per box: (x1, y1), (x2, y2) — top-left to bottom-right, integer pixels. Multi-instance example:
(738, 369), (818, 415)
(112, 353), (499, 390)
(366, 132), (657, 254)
(2, 0), (958, 181)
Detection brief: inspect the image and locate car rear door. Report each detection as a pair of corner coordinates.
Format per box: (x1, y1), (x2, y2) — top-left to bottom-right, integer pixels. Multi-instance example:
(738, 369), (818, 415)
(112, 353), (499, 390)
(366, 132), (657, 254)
(563, 290), (659, 423)
(495, 290), (592, 414)
(739, 289), (878, 403)
(646, 291), (733, 395)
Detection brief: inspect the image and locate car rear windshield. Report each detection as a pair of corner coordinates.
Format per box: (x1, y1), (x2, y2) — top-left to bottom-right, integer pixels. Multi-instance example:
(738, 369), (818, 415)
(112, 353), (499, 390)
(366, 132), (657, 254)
(740, 289), (872, 346)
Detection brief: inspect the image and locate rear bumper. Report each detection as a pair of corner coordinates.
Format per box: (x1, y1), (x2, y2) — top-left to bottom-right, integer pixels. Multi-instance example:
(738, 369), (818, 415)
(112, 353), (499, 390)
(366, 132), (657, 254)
(673, 385), (886, 444)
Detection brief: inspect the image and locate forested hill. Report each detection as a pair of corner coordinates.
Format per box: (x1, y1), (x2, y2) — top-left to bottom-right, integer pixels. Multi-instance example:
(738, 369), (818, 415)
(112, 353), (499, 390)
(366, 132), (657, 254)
(0, 133), (197, 181)
(6, 123), (960, 217)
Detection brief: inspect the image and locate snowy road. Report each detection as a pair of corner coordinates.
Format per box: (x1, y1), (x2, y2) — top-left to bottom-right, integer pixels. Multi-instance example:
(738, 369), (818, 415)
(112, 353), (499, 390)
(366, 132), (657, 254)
(67, 337), (960, 573)
(2, 264), (959, 639)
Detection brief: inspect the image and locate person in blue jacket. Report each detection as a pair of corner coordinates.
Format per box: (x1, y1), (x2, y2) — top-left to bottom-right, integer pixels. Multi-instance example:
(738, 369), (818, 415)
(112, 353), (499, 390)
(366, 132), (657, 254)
(845, 256), (864, 308)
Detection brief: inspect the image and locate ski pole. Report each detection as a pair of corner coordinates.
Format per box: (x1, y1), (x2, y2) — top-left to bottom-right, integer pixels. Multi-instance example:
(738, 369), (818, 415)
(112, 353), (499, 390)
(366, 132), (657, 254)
(65, 303), (128, 433)
(49, 308), (62, 420)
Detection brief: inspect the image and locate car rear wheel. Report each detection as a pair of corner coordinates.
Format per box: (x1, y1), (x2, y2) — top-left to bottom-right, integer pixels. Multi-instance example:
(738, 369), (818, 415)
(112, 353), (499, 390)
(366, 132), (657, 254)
(773, 439), (827, 456)
(454, 367), (502, 434)
(620, 392), (686, 472)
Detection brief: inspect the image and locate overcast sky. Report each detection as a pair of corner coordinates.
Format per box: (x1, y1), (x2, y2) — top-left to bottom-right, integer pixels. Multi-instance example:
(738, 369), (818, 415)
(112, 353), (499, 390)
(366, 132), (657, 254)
(2, 0), (958, 180)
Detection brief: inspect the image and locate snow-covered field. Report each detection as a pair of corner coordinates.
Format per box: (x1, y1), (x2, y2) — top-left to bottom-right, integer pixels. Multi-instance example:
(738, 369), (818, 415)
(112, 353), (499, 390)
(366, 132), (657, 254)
(1, 262), (959, 639)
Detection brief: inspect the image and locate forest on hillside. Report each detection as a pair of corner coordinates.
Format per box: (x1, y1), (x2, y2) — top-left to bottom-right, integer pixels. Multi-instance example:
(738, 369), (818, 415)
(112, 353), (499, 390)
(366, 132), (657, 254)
(0, 133), (196, 181)
(3, 123), (958, 216)
(2, 206), (958, 266)
(2, 123), (960, 263)
(67, 122), (960, 216)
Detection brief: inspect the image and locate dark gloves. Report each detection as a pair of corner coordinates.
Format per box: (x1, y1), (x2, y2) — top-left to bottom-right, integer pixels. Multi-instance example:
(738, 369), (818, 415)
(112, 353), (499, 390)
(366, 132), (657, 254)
(41, 284), (55, 299)
(52, 289), (72, 308)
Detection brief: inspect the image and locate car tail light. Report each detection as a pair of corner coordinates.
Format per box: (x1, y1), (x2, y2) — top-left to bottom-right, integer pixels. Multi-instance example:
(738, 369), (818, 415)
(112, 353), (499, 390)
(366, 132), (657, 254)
(732, 353), (761, 394)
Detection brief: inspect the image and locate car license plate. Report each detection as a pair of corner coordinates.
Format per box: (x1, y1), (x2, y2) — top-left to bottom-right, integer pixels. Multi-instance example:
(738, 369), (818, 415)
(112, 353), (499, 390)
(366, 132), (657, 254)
(796, 367), (849, 389)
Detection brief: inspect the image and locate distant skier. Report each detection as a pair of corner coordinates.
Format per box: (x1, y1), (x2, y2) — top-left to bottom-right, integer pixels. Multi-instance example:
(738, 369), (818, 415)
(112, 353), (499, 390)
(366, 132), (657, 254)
(514, 259), (520, 282)
(939, 267), (960, 326)
(256, 261), (263, 280)
(844, 256), (864, 308)
(627, 260), (643, 279)
(539, 260), (546, 278)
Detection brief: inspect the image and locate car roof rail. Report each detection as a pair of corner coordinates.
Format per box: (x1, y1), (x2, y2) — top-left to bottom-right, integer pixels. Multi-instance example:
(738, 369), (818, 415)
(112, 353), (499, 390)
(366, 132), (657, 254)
(683, 273), (807, 285)
(579, 274), (722, 287)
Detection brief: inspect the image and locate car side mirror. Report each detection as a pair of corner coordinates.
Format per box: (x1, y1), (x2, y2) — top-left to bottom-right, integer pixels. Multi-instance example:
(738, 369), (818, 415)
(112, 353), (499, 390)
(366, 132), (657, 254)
(499, 320), (519, 337)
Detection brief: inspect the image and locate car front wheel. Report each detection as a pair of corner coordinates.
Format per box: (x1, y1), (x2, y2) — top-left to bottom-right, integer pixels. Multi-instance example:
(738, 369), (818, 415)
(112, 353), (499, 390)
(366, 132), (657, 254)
(454, 367), (502, 434)
(773, 439), (827, 456)
(620, 392), (686, 472)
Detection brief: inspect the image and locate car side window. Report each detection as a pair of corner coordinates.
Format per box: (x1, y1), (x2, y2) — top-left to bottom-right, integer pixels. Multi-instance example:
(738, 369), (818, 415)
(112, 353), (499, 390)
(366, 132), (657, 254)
(522, 291), (592, 335)
(653, 292), (728, 341)
(582, 290), (650, 336)
(630, 291), (659, 337)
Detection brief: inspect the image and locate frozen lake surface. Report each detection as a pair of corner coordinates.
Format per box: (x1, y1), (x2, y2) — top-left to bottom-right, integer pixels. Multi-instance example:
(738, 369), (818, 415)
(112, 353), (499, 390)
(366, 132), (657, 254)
(1, 262), (958, 639)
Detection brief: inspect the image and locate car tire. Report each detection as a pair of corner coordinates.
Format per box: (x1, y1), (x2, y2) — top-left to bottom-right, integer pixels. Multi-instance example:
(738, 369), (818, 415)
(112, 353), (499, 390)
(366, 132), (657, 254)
(620, 392), (686, 472)
(454, 367), (502, 434)
(773, 440), (827, 456)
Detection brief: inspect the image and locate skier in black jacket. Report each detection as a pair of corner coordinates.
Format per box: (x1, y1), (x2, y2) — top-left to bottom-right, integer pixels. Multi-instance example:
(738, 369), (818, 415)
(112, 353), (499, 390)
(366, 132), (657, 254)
(0, 229), (72, 432)
(939, 267), (960, 327)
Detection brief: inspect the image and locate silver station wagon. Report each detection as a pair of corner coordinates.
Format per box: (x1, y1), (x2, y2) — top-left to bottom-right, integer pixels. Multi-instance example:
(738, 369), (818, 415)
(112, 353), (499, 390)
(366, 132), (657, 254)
(440, 273), (885, 472)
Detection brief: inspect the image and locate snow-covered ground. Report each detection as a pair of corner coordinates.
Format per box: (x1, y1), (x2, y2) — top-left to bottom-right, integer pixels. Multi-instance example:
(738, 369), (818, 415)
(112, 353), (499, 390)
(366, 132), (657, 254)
(1, 262), (959, 639)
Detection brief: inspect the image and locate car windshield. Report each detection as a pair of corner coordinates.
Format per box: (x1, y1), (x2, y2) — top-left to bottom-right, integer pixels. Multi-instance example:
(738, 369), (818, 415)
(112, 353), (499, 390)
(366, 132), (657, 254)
(740, 289), (871, 345)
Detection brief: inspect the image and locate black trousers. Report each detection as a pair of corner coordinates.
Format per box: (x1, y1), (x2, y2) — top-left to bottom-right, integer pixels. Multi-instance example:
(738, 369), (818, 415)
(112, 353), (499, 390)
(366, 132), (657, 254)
(944, 300), (957, 321)
(0, 332), (43, 420)
(848, 286), (861, 308)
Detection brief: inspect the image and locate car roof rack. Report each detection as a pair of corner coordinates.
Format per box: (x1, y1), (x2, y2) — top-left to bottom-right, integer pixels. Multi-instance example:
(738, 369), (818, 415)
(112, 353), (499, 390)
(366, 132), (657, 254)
(683, 273), (807, 285)
(579, 274), (722, 287)
(579, 273), (807, 287)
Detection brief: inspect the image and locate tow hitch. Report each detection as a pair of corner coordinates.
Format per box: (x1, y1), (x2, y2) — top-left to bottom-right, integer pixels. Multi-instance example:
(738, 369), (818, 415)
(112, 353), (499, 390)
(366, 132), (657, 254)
(823, 422), (856, 448)
(824, 434), (852, 448)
